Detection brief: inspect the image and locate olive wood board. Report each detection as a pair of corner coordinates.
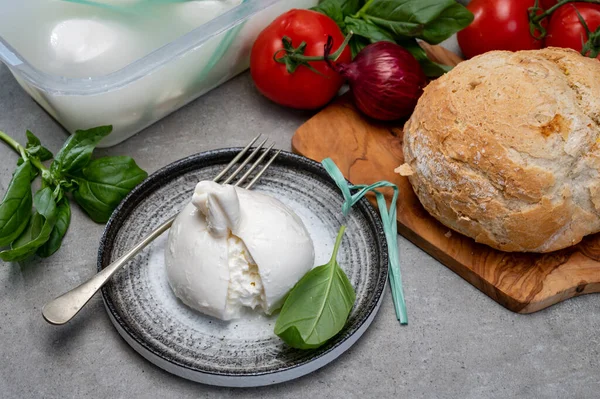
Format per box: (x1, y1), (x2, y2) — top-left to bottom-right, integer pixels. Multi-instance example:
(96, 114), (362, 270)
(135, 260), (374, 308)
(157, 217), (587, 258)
(291, 43), (600, 314)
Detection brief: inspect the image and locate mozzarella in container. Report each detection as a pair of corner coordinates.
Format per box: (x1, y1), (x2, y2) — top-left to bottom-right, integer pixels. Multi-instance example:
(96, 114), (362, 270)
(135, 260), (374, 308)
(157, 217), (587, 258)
(48, 19), (144, 77)
(165, 181), (315, 320)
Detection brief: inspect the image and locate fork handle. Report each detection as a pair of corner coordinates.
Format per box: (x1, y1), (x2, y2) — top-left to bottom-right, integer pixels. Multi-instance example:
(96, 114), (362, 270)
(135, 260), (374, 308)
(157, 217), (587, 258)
(42, 216), (175, 325)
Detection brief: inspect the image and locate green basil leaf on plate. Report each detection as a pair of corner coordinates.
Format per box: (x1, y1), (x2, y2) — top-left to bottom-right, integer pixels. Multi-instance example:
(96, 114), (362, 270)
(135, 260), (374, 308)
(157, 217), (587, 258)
(361, 0), (474, 44)
(0, 160), (34, 247)
(25, 130), (53, 162)
(275, 225), (355, 349)
(0, 187), (58, 262)
(50, 125), (112, 176)
(72, 156), (148, 223)
(37, 197), (71, 258)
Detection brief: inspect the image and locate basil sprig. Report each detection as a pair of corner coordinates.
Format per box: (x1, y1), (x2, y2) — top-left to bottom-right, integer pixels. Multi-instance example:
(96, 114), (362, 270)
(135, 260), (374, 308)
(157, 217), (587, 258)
(0, 126), (147, 261)
(313, 0), (473, 76)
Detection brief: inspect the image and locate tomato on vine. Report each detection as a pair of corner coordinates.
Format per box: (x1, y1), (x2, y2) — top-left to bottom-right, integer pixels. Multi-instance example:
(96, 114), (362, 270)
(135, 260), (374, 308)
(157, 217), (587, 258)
(540, 0), (559, 9)
(545, 3), (600, 59)
(250, 9), (351, 110)
(457, 0), (544, 59)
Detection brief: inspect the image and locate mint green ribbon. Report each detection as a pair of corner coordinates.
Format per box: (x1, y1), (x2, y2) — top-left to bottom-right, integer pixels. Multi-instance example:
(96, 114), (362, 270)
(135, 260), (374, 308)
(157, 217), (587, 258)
(322, 158), (408, 325)
(198, 18), (246, 83)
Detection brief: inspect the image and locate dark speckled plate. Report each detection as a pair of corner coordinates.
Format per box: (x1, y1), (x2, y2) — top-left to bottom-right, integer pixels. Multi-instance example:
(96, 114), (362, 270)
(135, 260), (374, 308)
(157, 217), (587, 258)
(98, 149), (387, 387)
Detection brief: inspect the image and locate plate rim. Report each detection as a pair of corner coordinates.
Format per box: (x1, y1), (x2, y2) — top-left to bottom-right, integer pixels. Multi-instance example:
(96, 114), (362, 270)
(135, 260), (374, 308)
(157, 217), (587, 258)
(98, 148), (388, 384)
(101, 282), (386, 387)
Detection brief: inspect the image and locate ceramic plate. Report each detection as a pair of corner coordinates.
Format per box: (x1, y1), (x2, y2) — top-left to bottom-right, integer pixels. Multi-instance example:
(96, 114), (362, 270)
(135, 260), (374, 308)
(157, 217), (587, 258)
(98, 149), (388, 387)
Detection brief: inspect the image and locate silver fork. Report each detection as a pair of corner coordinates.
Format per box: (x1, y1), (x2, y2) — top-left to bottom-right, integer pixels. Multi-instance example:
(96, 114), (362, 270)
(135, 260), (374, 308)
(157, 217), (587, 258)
(42, 136), (280, 325)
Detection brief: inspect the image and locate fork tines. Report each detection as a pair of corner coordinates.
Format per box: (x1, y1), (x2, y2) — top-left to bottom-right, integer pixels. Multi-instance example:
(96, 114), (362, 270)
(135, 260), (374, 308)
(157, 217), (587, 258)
(213, 135), (280, 190)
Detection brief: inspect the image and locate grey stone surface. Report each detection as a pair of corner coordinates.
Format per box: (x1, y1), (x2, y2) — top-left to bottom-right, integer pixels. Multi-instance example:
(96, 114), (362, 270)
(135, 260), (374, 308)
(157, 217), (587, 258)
(0, 60), (599, 399)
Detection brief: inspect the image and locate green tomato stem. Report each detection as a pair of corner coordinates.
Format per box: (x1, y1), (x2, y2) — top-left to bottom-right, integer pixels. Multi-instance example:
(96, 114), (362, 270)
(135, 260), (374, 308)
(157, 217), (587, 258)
(294, 32), (354, 62)
(530, 0), (600, 39)
(273, 31), (354, 64)
(273, 31), (353, 74)
(536, 0), (600, 21)
(329, 224), (347, 264)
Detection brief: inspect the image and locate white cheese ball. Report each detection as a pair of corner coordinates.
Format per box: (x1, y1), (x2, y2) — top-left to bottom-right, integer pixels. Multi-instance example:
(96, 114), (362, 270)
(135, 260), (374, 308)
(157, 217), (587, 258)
(48, 19), (143, 77)
(165, 181), (315, 320)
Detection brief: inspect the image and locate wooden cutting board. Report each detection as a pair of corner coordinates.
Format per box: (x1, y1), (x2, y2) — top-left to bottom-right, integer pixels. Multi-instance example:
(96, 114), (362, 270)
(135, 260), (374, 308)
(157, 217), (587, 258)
(291, 44), (600, 314)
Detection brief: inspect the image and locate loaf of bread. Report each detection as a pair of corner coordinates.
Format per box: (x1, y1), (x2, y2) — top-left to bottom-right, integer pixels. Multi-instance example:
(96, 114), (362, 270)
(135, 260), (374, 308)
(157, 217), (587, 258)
(400, 48), (600, 252)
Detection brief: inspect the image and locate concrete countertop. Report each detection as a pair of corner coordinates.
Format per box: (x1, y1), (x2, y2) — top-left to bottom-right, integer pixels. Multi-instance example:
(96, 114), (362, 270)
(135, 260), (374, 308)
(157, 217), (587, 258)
(0, 54), (599, 398)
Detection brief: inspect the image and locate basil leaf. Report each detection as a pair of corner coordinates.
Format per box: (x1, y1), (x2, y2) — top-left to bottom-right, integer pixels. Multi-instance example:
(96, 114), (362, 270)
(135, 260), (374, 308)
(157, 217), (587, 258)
(313, 0), (362, 17)
(12, 212), (42, 246)
(71, 156), (148, 223)
(25, 130), (53, 162)
(0, 187), (57, 262)
(349, 36), (371, 58)
(275, 226), (355, 349)
(0, 160), (34, 247)
(344, 16), (395, 42)
(398, 38), (452, 77)
(339, 0), (361, 15)
(313, 0), (345, 28)
(361, 0), (473, 44)
(50, 125), (112, 176)
(37, 197), (71, 258)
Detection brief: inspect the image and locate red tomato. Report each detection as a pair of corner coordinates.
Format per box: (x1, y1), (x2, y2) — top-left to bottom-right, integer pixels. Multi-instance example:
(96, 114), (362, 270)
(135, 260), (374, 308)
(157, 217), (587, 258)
(540, 0), (558, 10)
(250, 10), (351, 110)
(545, 3), (600, 59)
(457, 0), (544, 59)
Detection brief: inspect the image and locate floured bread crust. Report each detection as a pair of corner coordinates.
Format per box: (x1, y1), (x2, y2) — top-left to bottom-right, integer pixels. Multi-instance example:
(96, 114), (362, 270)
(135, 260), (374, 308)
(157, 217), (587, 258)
(402, 48), (600, 252)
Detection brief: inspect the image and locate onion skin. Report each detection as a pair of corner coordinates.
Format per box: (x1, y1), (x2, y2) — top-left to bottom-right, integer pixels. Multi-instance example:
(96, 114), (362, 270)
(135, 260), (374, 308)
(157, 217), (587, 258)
(337, 42), (428, 121)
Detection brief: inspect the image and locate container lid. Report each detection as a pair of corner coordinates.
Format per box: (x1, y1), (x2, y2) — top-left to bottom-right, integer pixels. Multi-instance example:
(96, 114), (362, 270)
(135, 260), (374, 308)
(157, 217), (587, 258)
(0, 0), (278, 95)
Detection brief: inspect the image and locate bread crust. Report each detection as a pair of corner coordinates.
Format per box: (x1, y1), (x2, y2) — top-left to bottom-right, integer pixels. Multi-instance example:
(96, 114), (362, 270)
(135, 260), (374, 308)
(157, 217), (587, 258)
(402, 48), (600, 252)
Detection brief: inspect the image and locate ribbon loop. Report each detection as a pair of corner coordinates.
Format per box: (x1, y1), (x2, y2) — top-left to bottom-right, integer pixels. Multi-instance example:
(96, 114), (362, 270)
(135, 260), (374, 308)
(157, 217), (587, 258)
(321, 158), (408, 325)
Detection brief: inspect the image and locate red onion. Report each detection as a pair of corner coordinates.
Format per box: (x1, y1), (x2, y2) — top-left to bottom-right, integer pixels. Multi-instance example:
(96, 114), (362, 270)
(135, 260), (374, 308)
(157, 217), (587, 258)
(333, 42), (428, 121)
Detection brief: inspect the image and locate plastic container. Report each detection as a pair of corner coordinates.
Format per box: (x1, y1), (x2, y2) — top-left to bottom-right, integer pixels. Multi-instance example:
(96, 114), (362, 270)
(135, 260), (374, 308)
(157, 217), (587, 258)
(0, 0), (318, 147)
